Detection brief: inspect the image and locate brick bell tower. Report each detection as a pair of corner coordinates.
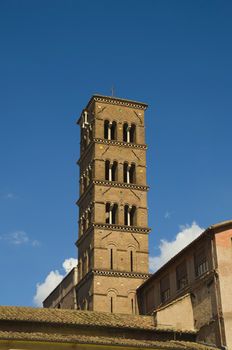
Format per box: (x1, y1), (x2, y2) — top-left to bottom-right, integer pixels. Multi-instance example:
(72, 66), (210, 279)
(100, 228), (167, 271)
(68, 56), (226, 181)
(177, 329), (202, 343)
(76, 95), (150, 314)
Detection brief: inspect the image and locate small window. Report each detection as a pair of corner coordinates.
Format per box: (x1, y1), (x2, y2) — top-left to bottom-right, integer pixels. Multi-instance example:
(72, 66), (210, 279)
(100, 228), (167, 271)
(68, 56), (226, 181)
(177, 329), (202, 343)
(131, 298), (134, 314)
(124, 205), (136, 226)
(130, 124), (136, 143)
(110, 297), (113, 313)
(106, 161), (118, 181)
(106, 203), (118, 224)
(123, 123), (129, 142)
(104, 120), (117, 140)
(194, 249), (208, 277)
(123, 163), (136, 184)
(123, 123), (136, 143)
(110, 248), (113, 270)
(130, 251), (133, 272)
(129, 163), (136, 183)
(160, 275), (170, 303)
(176, 261), (188, 290)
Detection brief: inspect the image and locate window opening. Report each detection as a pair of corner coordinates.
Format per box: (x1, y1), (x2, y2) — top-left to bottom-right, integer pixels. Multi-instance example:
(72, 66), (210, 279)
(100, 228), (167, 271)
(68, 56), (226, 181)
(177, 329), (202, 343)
(160, 275), (170, 303)
(176, 261), (188, 290)
(110, 297), (113, 313)
(130, 251), (133, 272)
(110, 249), (113, 270)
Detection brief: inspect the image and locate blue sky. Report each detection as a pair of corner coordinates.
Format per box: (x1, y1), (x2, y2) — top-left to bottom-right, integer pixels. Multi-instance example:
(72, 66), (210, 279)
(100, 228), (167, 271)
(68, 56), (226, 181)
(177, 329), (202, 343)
(0, 0), (232, 306)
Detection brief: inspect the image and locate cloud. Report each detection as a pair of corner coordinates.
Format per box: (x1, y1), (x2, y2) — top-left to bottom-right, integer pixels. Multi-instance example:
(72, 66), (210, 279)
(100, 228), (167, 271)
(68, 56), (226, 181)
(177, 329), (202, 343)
(33, 257), (78, 307)
(63, 258), (78, 274)
(0, 231), (40, 246)
(149, 222), (204, 272)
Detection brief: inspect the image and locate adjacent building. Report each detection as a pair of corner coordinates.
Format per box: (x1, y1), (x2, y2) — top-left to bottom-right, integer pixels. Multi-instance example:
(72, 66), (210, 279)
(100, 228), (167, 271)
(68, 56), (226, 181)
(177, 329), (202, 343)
(137, 220), (232, 349)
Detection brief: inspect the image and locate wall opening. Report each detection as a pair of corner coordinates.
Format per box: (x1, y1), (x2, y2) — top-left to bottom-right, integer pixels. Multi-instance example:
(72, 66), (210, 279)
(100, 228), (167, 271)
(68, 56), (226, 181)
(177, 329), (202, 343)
(106, 203), (118, 224)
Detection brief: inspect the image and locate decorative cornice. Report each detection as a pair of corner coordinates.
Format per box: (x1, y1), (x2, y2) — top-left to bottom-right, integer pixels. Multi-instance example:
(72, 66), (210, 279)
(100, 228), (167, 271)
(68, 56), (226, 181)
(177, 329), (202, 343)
(94, 180), (149, 191)
(76, 222), (151, 247)
(77, 180), (149, 206)
(76, 268), (150, 289)
(90, 95), (148, 110)
(94, 138), (147, 150)
(77, 139), (147, 165)
(93, 269), (151, 279)
(93, 223), (151, 234)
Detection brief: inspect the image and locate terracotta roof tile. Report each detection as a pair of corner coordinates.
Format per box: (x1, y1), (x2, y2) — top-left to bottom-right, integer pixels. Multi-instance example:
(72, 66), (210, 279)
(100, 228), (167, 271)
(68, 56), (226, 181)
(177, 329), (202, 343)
(0, 306), (157, 331)
(0, 331), (218, 349)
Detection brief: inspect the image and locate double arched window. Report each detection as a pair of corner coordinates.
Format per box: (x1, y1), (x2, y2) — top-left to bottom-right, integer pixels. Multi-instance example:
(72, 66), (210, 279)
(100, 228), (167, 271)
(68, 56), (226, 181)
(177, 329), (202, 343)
(104, 120), (117, 140)
(105, 203), (118, 224)
(124, 205), (136, 226)
(123, 123), (136, 143)
(123, 162), (136, 184)
(105, 160), (118, 181)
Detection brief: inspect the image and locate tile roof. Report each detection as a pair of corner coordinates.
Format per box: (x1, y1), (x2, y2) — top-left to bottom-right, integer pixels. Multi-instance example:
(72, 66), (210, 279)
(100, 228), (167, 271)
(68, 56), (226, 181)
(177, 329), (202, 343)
(0, 306), (159, 331)
(0, 331), (217, 350)
(0, 306), (218, 350)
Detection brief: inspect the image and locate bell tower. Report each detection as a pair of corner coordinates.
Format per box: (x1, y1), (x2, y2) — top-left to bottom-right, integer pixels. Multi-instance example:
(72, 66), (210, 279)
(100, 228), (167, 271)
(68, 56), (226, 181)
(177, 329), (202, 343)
(76, 95), (150, 314)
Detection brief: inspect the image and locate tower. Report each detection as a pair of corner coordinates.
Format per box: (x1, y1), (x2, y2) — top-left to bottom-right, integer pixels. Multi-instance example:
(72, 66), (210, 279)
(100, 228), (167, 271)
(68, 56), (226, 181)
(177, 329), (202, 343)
(76, 95), (150, 314)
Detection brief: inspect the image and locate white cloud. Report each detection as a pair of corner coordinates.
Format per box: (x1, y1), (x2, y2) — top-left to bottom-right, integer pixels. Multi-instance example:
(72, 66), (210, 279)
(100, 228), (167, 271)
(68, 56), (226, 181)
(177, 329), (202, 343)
(63, 257), (78, 274)
(1, 231), (29, 245)
(149, 222), (204, 272)
(33, 257), (78, 307)
(0, 231), (40, 247)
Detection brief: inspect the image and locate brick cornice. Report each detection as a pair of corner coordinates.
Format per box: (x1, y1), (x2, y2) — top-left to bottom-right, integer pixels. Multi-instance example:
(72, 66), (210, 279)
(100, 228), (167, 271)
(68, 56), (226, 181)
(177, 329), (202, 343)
(93, 269), (150, 279)
(76, 223), (151, 247)
(77, 138), (147, 165)
(94, 138), (147, 150)
(93, 180), (149, 191)
(77, 180), (149, 206)
(76, 269), (150, 289)
(93, 223), (151, 234)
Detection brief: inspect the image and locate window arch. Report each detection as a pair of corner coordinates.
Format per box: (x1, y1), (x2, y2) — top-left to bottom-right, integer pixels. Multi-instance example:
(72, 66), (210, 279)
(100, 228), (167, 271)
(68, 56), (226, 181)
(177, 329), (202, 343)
(123, 162), (136, 184)
(130, 124), (136, 143)
(104, 120), (117, 141)
(123, 123), (136, 143)
(105, 160), (118, 181)
(124, 205), (136, 226)
(106, 203), (118, 224)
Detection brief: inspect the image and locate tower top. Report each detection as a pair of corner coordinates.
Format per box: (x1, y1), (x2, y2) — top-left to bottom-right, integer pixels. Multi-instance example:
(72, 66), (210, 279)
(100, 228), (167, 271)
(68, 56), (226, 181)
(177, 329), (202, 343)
(77, 95), (148, 124)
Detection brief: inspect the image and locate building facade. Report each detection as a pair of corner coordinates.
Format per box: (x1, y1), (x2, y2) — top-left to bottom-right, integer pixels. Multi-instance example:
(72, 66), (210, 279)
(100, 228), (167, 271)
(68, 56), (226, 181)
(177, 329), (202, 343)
(137, 220), (232, 349)
(43, 267), (78, 309)
(76, 95), (150, 314)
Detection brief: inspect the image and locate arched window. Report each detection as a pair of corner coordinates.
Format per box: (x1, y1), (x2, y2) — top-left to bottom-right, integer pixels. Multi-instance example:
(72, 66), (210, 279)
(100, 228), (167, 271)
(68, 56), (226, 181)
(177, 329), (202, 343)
(104, 120), (110, 139)
(110, 297), (113, 313)
(110, 248), (113, 270)
(106, 203), (118, 224)
(123, 163), (136, 184)
(123, 123), (136, 143)
(130, 163), (135, 183)
(106, 161), (118, 181)
(130, 250), (133, 272)
(130, 124), (136, 143)
(123, 123), (129, 142)
(124, 205), (136, 226)
(104, 120), (117, 141)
